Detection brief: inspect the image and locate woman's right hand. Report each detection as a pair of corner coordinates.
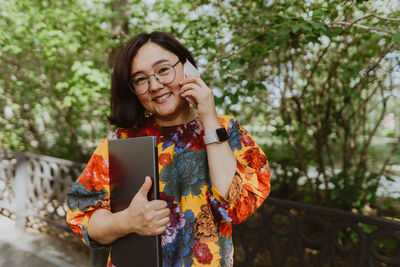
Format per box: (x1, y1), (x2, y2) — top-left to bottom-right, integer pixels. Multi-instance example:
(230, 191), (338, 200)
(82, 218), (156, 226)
(121, 176), (170, 236)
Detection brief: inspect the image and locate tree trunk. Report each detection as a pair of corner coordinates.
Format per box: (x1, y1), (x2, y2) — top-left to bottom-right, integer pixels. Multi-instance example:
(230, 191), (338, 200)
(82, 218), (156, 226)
(108, 0), (130, 67)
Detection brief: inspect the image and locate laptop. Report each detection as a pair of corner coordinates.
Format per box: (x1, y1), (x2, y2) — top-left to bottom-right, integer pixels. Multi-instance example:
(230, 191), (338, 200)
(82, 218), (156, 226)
(108, 136), (161, 267)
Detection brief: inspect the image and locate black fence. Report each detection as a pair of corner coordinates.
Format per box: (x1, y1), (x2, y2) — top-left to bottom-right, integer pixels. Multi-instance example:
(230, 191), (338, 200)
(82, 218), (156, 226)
(233, 197), (400, 267)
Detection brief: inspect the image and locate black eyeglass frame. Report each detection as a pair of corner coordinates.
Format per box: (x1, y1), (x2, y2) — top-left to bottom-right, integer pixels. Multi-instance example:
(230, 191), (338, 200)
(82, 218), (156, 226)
(128, 60), (181, 95)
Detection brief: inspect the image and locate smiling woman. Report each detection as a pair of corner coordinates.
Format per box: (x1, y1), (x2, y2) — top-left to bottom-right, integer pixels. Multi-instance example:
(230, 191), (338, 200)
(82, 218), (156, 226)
(108, 32), (198, 129)
(66, 31), (271, 267)
(131, 43), (195, 126)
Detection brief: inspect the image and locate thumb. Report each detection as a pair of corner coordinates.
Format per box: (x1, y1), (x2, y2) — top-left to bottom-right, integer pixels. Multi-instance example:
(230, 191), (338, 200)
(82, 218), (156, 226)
(138, 176), (152, 197)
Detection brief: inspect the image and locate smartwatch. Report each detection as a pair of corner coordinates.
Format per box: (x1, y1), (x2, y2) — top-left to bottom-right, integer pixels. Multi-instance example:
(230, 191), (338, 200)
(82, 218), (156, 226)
(203, 127), (229, 145)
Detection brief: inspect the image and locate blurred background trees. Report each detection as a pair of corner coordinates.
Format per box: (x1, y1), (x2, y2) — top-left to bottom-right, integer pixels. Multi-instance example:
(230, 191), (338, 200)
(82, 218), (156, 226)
(1, 0), (399, 212)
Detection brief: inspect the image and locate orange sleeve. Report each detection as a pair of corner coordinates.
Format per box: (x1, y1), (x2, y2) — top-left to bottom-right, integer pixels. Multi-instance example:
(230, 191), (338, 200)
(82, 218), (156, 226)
(207, 116), (271, 225)
(66, 138), (111, 249)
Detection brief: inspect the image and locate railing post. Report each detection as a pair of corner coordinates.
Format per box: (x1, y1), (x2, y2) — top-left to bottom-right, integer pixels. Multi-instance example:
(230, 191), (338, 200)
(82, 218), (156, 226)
(90, 249), (108, 267)
(13, 152), (29, 230)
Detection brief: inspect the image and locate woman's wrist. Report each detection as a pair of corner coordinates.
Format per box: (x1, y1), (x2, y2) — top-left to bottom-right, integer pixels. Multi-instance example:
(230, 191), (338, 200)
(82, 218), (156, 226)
(200, 114), (220, 135)
(116, 208), (137, 235)
(88, 208), (131, 245)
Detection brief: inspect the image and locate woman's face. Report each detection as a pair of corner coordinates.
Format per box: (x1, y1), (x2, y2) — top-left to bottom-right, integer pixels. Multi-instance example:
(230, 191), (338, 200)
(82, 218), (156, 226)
(131, 42), (189, 125)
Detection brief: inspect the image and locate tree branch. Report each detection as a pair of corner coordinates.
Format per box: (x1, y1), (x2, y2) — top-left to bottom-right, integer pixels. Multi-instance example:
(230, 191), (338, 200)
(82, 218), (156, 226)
(358, 94), (388, 172)
(371, 14), (400, 22)
(301, 45), (330, 98)
(330, 21), (397, 35)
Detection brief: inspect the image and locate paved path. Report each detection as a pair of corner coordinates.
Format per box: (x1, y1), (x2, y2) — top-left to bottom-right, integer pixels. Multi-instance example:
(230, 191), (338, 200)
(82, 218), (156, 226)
(0, 216), (91, 267)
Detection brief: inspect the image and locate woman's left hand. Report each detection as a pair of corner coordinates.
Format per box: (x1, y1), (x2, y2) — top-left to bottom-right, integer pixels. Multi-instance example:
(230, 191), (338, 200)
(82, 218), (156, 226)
(179, 74), (218, 124)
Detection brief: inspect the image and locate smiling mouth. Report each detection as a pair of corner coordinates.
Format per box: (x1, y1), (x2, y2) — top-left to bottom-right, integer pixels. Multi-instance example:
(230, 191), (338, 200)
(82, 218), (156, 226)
(153, 93), (172, 102)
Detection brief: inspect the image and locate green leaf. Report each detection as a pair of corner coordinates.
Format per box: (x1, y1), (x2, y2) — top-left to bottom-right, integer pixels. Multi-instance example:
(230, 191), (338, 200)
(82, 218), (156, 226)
(214, 96), (224, 105)
(361, 224), (373, 234)
(291, 25), (300, 34)
(330, 189), (340, 200)
(385, 176), (395, 182)
(312, 10), (327, 19)
(256, 83), (267, 90)
(393, 31), (400, 42)
(229, 94), (239, 104)
(310, 21), (325, 31)
(299, 22), (312, 32)
(229, 61), (238, 71)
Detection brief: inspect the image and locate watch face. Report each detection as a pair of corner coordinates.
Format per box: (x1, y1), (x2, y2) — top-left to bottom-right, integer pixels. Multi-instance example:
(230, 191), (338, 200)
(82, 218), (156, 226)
(216, 128), (229, 142)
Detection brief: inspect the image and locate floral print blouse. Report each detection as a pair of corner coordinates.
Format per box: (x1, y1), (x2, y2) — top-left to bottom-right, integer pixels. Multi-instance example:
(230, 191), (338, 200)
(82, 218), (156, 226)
(66, 115), (270, 267)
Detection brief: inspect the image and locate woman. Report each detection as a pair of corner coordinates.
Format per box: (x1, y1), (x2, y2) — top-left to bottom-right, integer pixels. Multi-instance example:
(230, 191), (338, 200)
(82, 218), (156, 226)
(66, 31), (270, 267)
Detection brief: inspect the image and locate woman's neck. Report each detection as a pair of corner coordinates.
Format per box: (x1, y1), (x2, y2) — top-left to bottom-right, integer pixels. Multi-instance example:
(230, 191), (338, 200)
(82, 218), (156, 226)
(154, 107), (198, 127)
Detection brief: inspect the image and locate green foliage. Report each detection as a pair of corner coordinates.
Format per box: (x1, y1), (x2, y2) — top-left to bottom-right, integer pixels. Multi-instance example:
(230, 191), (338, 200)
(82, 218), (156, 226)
(393, 31), (400, 42)
(0, 0), (112, 161)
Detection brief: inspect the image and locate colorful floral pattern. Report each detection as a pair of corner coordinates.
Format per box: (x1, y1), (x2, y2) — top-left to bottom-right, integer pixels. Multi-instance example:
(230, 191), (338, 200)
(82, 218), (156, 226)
(161, 149), (208, 202)
(160, 192), (185, 247)
(227, 118), (242, 152)
(67, 183), (107, 211)
(66, 115), (271, 266)
(162, 210), (197, 267)
(194, 205), (218, 243)
(216, 236), (233, 266)
(193, 242), (213, 264)
(160, 119), (204, 153)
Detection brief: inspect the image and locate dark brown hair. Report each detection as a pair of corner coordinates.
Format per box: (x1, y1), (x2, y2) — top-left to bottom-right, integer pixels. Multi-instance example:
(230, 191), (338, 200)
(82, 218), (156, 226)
(108, 31), (197, 129)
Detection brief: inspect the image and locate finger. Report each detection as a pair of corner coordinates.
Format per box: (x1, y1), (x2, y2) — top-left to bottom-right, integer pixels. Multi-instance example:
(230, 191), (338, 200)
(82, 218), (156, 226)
(145, 214), (169, 229)
(153, 208), (170, 219)
(137, 176), (152, 198)
(148, 217), (169, 234)
(180, 83), (203, 94)
(155, 225), (167, 235)
(180, 87), (202, 100)
(156, 215), (170, 225)
(179, 82), (199, 101)
(148, 199), (168, 210)
(179, 76), (203, 86)
(185, 96), (197, 108)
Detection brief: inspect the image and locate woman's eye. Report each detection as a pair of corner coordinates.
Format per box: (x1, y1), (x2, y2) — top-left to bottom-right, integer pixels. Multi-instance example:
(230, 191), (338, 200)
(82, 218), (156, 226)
(157, 66), (171, 74)
(134, 77), (147, 84)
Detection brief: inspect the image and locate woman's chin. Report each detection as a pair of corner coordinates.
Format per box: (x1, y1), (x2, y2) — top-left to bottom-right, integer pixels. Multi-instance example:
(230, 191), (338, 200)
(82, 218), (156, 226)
(153, 106), (177, 118)
(153, 105), (191, 125)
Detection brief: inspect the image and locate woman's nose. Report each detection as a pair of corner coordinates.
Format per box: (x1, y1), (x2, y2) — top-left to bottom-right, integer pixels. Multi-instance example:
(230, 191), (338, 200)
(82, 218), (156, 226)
(148, 75), (164, 91)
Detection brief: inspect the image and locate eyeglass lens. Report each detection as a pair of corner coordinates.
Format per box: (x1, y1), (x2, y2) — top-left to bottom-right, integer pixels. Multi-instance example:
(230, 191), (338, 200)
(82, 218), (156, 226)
(131, 64), (176, 94)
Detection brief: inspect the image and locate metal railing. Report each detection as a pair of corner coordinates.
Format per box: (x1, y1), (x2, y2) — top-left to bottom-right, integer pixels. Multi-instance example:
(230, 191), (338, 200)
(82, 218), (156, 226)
(233, 198), (400, 267)
(1, 150), (399, 266)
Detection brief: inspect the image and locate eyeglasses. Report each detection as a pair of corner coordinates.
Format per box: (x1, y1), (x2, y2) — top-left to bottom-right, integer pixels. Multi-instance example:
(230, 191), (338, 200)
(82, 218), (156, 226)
(129, 60), (180, 95)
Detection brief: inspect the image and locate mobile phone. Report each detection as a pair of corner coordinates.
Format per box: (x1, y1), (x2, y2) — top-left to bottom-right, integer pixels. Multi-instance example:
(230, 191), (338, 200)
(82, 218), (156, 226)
(183, 60), (200, 78)
(183, 60), (200, 108)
